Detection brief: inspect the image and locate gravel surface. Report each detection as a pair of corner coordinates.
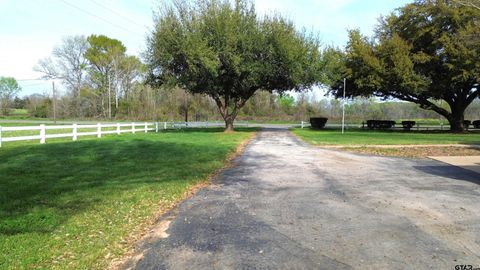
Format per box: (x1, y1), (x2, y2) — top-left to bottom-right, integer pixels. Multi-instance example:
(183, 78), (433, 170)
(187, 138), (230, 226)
(121, 128), (480, 270)
(342, 146), (480, 158)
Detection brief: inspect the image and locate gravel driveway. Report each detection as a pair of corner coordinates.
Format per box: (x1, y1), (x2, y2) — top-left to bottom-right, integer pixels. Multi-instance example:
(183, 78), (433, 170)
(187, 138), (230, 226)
(122, 128), (480, 270)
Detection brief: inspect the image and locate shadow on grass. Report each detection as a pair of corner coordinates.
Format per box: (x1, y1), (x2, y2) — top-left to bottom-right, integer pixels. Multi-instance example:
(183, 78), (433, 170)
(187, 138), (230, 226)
(162, 127), (260, 133)
(0, 131), (246, 236)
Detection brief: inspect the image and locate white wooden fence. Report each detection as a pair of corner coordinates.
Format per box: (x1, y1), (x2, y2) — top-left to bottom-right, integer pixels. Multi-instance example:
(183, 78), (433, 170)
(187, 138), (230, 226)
(0, 122), (159, 147)
(0, 121), (250, 147)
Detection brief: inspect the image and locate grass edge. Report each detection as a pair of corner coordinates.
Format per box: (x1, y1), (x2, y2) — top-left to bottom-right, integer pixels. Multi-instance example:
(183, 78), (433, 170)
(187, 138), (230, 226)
(107, 131), (257, 269)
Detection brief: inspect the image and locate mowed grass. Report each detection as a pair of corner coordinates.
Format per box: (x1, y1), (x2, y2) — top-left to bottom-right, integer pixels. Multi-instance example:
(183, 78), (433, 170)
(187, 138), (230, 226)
(0, 128), (255, 269)
(292, 128), (480, 145)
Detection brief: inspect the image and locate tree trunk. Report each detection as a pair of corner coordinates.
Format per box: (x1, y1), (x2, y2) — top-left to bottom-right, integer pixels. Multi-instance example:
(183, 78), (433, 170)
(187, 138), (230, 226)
(211, 94), (248, 132)
(415, 97), (471, 133)
(444, 99), (471, 132)
(225, 116), (234, 132)
(183, 91), (189, 123)
(447, 111), (466, 132)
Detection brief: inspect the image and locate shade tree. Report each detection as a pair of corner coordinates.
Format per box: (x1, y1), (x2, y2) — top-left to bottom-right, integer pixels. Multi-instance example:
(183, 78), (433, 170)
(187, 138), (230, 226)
(146, 0), (323, 131)
(325, 0), (479, 131)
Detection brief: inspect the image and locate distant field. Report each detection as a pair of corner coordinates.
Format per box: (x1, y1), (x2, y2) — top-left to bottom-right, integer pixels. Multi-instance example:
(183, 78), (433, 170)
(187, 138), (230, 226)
(291, 128), (480, 145)
(10, 109), (28, 115)
(0, 128), (256, 269)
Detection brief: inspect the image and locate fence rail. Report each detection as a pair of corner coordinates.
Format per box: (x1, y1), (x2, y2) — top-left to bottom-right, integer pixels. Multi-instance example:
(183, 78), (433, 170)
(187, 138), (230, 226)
(0, 121), (249, 147)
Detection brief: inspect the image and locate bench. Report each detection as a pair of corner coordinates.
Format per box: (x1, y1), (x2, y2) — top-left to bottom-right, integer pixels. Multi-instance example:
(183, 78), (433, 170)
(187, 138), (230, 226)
(366, 120), (396, 130)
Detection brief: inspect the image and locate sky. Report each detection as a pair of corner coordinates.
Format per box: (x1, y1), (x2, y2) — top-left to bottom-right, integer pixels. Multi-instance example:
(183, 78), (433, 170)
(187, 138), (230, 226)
(0, 0), (412, 97)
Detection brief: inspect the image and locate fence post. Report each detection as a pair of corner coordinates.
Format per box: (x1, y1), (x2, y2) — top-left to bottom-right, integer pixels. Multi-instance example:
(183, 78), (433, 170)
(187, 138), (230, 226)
(301, 121), (304, 129)
(155, 122), (159, 133)
(132, 122), (135, 134)
(0, 125), (2, 148)
(440, 123), (443, 131)
(164, 122), (167, 130)
(97, 123), (102, 138)
(117, 123), (120, 135)
(73, 124), (78, 141)
(40, 124), (46, 144)
(417, 124), (420, 131)
(144, 122), (148, 133)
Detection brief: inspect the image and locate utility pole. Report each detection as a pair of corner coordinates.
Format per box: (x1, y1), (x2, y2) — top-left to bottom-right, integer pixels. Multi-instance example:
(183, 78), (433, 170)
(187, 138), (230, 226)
(52, 81), (57, 124)
(184, 90), (188, 123)
(108, 73), (112, 119)
(342, 78), (346, 134)
(112, 58), (119, 110)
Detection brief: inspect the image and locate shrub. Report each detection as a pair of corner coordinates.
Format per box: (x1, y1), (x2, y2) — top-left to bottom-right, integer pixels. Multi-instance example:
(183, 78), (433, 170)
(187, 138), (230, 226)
(310, 117), (328, 129)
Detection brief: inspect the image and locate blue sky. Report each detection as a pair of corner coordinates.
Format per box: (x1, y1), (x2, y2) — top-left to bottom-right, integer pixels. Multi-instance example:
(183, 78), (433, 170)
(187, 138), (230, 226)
(0, 0), (412, 96)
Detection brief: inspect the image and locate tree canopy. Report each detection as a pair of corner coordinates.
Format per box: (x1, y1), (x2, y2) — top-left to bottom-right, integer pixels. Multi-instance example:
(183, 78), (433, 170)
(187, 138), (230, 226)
(0, 77), (21, 115)
(35, 35), (89, 115)
(146, 0), (323, 131)
(35, 35), (144, 119)
(326, 0), (480, 131)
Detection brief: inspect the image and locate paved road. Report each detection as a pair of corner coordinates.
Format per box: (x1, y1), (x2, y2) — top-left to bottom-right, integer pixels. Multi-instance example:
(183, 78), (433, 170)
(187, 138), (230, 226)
(122, 128), (480, 270)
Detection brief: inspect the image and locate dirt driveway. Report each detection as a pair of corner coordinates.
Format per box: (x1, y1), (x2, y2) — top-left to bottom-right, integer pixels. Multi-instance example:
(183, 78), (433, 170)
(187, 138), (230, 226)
(121, 128), (480, 270)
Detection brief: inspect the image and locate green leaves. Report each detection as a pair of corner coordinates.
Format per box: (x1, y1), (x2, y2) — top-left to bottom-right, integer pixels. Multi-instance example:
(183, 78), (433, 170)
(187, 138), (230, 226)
(324, 0), (479, 131)
(0, 77), (21, 99)
(0, 77), (21, 115)
(147, 0), (323, 128)
(85, 35), (127, 72)
(146, 0), (324, 130)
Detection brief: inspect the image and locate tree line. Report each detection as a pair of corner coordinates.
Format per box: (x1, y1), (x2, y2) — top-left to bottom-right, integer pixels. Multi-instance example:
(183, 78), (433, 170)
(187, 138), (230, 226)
(6, 88), (480, 124)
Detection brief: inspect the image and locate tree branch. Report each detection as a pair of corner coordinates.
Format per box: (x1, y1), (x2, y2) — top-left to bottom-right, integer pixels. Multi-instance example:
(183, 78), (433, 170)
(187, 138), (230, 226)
(453, 0), (480, 10)
(387, 92), (452, 119)
(211, 94), (227, 120)
(466, 88), (480, 104)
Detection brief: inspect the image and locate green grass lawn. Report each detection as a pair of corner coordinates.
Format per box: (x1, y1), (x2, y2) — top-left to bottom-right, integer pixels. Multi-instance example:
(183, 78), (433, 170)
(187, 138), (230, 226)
(0, 128), (255, 269)
(9, 109), (28, 115)
(292, 128), (480, 145)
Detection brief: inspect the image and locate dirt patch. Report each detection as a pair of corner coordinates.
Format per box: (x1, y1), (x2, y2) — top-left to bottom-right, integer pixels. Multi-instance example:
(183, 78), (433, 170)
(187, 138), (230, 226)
(341, 146), (480, 158)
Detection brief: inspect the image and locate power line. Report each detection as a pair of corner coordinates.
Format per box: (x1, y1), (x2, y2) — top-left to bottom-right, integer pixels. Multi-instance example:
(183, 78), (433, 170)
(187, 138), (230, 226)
(20, 82), (49, 87)
(16, 78), (44, 81)
(58, 0), (141, 36)
(88, 0), (147, 29)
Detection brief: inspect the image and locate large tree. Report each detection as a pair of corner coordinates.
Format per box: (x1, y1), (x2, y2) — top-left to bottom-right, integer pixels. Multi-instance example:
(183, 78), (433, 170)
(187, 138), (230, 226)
(146, 0), (323, 131)
(85, 35), (128, 118)
(35, 35), (89, 116)
(327, 0), (479, 132)
(0, 77), (21, 115)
